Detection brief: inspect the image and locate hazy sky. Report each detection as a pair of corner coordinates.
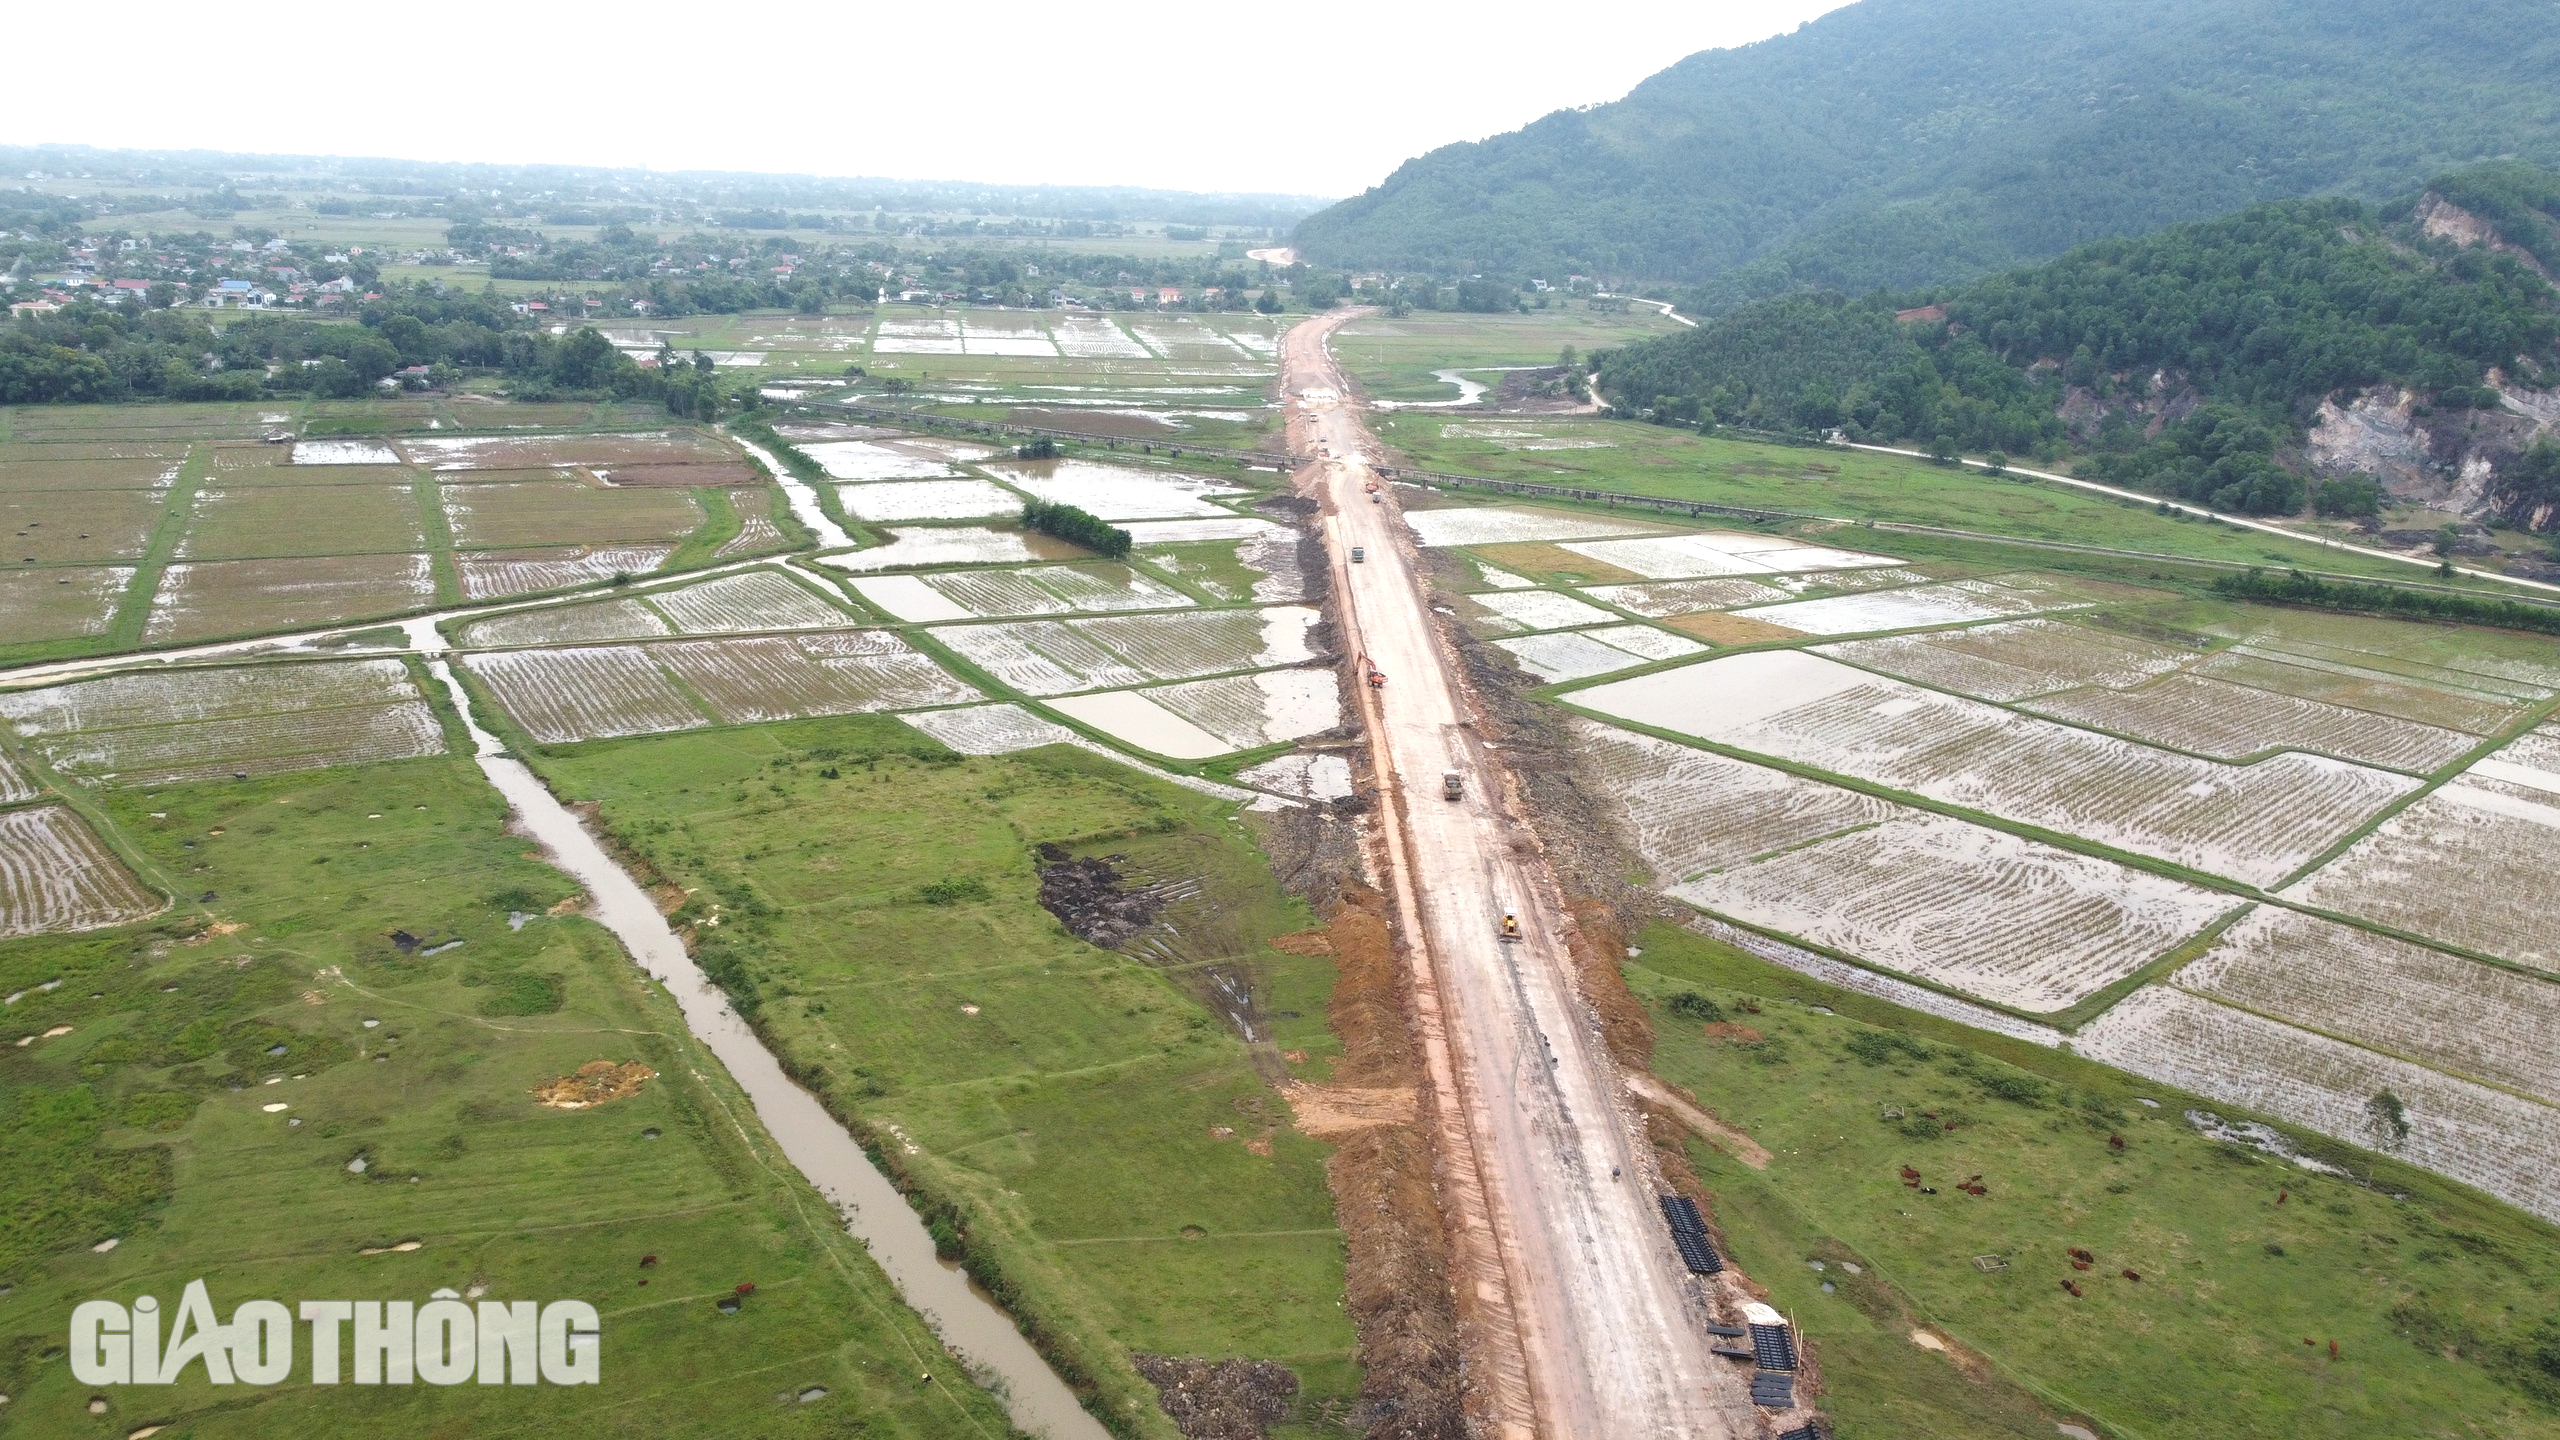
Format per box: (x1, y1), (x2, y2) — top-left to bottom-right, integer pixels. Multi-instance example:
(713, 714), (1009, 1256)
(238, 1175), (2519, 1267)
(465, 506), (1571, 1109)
(1, 0), (1847, 199)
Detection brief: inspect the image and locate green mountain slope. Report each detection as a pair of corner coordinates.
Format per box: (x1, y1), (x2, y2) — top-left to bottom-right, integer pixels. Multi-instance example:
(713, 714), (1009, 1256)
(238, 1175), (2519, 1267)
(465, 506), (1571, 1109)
(1593, 165), (2560, 521)
(1295, 0), (2560, 307)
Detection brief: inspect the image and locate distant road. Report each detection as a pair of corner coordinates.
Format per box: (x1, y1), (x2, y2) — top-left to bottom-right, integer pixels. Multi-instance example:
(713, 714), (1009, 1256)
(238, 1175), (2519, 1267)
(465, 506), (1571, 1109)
(1284, 311), (1752, 1438)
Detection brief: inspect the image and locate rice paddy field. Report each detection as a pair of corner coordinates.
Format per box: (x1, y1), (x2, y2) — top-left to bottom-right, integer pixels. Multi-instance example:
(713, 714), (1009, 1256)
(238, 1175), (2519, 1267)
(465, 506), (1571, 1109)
(0, 402), (774, 659)
(0, 389), (1361, 1436)
(1407, 471), (2560, 1251)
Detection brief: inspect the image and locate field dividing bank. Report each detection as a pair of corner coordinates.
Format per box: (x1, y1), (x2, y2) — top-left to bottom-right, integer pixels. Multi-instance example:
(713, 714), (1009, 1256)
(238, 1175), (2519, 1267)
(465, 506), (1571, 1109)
(0, 753), (1019, 1439)
(1365, 411), (2554, 591)
(103, 440), (209, 650)
(529, 716), (1358, 1439)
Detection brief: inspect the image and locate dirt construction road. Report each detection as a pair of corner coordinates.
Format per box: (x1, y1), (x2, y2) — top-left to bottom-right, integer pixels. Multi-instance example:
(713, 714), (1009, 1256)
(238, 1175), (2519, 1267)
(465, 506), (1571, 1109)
(1285, 314), (1753, 1437)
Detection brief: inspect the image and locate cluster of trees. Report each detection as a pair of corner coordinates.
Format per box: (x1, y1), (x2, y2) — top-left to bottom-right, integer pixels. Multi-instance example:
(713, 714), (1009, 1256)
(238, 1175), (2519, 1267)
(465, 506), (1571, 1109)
(2214, 568), (2560, 637)
(1596, 291), (2069, 457)
(1019, 500), (1130, 559)
(1293, 0), (2560, 302)
(0, 282), (734, 414)
(1597, 170), (2560, 516)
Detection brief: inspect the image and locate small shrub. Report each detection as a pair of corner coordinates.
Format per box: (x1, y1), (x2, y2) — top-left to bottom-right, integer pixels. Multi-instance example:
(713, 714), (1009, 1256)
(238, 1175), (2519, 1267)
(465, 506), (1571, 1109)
(916, 876), (991, 906)
(1665, 991), (1727, 1023)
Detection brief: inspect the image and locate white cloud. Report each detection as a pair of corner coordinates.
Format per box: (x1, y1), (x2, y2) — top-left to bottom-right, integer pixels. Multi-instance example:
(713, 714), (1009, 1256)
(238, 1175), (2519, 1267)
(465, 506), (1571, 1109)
(0, 0), (1848, 199)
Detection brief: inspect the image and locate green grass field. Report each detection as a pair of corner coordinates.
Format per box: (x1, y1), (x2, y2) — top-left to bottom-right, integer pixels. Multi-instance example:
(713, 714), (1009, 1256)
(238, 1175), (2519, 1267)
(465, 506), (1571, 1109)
(1334, 307), (1686, 401)
(529, 717), (1356, 1439)
(1628, 924), (2560, 1440)
(1378, 412), (2549, 590)
(0, 754), (1015, 1438)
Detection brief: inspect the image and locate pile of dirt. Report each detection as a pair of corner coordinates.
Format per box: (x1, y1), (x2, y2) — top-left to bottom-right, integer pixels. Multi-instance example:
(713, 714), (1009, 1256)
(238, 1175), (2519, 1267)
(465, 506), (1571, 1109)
(1311, 882), (1464, 1439)
(533, 1060), (656, 1109)
(1034, 847), (1164, 949)
(1131, 1355), (1299, 1440)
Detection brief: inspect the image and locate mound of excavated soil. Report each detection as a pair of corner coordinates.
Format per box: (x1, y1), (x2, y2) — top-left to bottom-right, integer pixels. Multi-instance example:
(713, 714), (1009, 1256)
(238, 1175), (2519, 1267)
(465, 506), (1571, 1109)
(533, 1060), (656, 1109)
(1132, 1355), (1299, 1440)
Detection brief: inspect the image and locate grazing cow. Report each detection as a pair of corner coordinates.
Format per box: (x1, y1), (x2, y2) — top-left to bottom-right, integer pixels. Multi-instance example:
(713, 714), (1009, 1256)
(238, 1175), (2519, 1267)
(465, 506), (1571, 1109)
(2062, 1280), (2082, 1297)
(2122, 1269), (2141, 1282)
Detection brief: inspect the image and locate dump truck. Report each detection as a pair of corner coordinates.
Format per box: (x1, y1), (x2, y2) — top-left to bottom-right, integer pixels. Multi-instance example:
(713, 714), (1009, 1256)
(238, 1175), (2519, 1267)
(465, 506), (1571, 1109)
(1351, 546), (1366, 563)
(1442, 771), (1464, 800)
(1499, 911), (1522, 942)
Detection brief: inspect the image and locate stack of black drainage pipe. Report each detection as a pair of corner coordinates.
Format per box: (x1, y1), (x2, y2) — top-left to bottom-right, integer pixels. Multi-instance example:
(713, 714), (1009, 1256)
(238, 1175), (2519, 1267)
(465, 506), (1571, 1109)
(1657, 1194), (1723, 1274)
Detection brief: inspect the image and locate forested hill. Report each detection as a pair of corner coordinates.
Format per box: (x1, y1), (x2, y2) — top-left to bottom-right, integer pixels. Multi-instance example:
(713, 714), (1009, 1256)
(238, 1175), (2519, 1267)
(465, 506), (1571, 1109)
(1593, 164), (2560, 523)
(1293, 0), (2560, 308)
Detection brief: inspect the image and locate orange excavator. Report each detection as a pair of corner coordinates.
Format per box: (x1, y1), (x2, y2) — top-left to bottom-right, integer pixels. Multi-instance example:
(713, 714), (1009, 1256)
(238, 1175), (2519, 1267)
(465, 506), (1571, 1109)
(1356, 653), (1386, 689)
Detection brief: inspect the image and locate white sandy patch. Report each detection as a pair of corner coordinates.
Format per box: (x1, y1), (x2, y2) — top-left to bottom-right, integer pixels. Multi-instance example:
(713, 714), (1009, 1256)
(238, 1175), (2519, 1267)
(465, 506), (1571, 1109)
(648, 570), (846, 633)
(2178, 907), (2560, 1105)
(458, 598), (671, 648)
(1581, 578), (1788, 616)
(819, 527), (1043, 571)
(1583, 624), (1709, 662)
(1817, 618), (2192, 702)
(923, 570), (1074, 617)
(1561, 532), (1901, 578)
(1051, 316), (1153, 358)
(902, 702), (1077, 754)
(456, 544), (675, 600)
(850, 575), (975, 622)
(987, 460), (1244, 521)
(1674, 815), (2229, 1012)
(0, 805), (164, 938)
(1575, 649), (1870, 730)
(1123, 517), (1294, 545)
(1472, 561), (1538, 590)
(1047, 690), (1234, 759)
(292, 440), (401, 466)
(1734, 579), (2079, 635)
(1495, 632), (1655, 682)
(2283, 785), (2560, 968)
(1023, 563), (1189, 612)
(1404, 507), (1665, 548)
(2076, 985), (2560, 1225)
(927, 621), (1150, 694)
(1237, 751), (1355, 801)
(800, 440), (961, 480)
(1578, 650), (2415, 887)
(1472, 590), (1618, 632)
(1141, 668), (1340, 749)
(839, 479), (1021, 522)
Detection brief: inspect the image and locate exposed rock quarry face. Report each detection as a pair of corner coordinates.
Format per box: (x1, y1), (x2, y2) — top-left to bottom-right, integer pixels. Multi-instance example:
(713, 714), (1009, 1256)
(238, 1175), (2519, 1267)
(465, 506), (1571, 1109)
(2305, 388), (2468, 507)
(2418, 193), (2558, 283)
(2304, 377), (2560, 528)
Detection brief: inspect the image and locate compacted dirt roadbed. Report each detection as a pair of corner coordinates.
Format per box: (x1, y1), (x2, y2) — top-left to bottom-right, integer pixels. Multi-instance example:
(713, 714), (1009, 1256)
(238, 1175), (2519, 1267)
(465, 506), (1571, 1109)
(1283, 312), (1754, 1438)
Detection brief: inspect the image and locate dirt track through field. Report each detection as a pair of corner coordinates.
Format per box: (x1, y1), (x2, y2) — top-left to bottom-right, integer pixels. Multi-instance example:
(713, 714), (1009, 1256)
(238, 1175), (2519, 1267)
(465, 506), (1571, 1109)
(1285, 312), (1752, 1437)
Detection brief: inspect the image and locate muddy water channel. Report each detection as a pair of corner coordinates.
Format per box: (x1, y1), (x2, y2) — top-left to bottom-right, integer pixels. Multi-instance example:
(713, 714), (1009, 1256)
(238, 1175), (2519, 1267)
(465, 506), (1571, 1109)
(421, 653), (1107, 1440)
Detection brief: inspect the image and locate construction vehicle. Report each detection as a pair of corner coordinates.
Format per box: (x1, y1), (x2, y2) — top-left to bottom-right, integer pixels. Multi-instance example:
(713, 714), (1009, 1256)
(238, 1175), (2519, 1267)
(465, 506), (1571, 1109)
(1499, 911), (1523, 942)
(1350, 546), (1366, 563)
(1357, 652), (1386, 689)
(1442, 771), (1464, 800)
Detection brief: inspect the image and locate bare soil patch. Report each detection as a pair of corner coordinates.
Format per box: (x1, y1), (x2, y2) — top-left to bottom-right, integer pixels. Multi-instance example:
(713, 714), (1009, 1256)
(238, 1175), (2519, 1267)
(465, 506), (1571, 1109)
(1466, 542), (1644, 585)
(1666, 612), (1804, 645)
(1303, 881), (1464, 1439)
(532, 1060), (657, 1109)
(593, 462), (763, 488)
(1131, 1355), (1299, 1440)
